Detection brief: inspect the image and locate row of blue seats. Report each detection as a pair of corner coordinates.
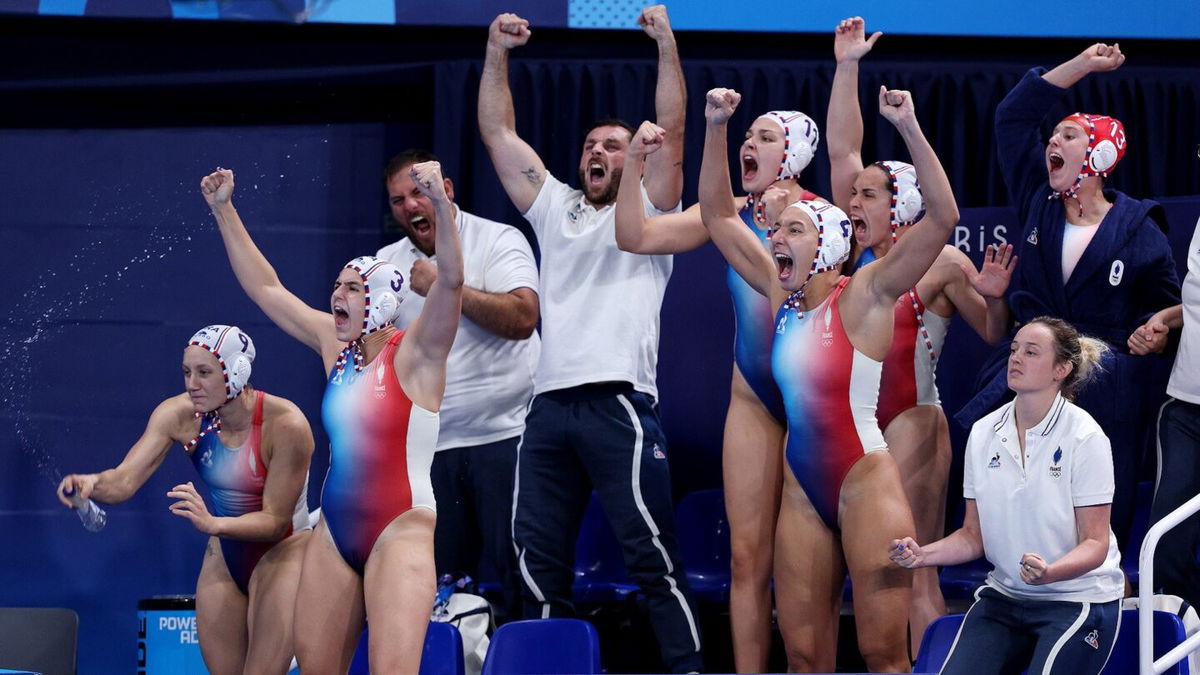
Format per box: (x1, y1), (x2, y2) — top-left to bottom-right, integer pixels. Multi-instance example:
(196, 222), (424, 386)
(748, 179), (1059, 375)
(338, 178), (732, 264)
(350, 618), (601, 675)
(571, 484), (1157, 605)
(353, 611), (1190, 675)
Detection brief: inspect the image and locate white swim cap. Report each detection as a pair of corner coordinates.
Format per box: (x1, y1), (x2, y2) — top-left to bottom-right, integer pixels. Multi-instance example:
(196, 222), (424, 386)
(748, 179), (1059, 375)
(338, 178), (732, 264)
(343, 256), (407, 334)
(875, 161), (924, 232)
(757, 111), (820, 180)
(788, 200), (852, 274)
(188, 324), (255, 400)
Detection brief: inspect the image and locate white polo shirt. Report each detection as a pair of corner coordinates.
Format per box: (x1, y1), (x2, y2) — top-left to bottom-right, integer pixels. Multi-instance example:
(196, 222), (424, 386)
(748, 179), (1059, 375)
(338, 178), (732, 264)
(522, 173), (677, 398)
(378, 206), (540, 451)
(964, 393), (1124, 602)
(1167, 217), (1200, 404)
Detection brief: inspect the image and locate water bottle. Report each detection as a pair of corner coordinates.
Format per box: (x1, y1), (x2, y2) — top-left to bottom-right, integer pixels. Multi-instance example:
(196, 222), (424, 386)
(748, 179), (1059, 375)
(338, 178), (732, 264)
(432, 573), (455, 620)
(64, 486), (107, 533)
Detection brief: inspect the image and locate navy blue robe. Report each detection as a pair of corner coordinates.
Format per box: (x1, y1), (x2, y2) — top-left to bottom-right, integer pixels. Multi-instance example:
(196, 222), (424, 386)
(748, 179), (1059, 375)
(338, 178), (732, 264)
(956, 67), (1181, 545)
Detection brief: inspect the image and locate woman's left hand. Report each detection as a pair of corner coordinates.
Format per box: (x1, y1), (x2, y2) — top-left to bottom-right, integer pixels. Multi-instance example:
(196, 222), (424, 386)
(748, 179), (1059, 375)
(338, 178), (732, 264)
(168, 481), (218, 535)
(1019, 552), (1053, 584)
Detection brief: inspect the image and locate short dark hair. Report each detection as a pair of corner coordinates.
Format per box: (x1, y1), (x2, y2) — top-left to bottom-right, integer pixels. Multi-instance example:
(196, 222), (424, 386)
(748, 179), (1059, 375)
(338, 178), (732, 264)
(583, 117), (636, 142)
(384, 149), (440, 183)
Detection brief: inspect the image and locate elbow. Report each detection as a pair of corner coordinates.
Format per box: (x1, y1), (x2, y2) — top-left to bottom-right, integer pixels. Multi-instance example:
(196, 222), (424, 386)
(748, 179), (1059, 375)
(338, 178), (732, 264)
(509, 306), (539, 340)
(615, 232), (644, 253)
(443, 271), (465, 291)
(267, 514), (291, 541)
(510, 321), (536, 340)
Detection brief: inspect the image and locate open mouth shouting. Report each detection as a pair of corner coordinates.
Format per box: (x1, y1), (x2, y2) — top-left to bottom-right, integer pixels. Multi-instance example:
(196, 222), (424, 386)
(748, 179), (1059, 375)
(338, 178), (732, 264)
(587, 161), (607, 189)
(333, 302), (351, 331)
(775, 251), (795, 282)
(408, 213), (432, 236)
(1047, 151), (1066, 175)
(742, 154), (759, 183)
(850, 215), (869, 243)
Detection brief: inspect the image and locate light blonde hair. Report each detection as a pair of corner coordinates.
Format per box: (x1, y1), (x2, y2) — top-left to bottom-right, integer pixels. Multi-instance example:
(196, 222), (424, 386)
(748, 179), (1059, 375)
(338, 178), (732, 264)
(1027, 316), (1109, 400)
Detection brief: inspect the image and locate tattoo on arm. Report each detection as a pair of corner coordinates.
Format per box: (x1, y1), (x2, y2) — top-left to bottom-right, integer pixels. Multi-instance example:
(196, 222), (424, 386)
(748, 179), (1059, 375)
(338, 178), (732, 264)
(522, 167), (541, 185)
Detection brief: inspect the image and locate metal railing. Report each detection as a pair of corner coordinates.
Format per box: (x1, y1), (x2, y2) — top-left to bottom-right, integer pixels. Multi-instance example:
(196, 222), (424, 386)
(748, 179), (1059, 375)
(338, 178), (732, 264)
(1138, 490), (1200, 675)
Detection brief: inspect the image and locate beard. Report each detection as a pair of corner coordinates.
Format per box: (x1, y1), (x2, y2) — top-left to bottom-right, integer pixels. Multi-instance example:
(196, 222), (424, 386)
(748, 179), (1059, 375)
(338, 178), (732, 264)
(578, 165), (623, 207)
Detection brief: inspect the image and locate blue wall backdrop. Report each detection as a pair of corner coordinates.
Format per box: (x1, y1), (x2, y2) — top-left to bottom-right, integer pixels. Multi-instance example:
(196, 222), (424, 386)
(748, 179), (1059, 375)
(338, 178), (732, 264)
(0, 123), (393, 671)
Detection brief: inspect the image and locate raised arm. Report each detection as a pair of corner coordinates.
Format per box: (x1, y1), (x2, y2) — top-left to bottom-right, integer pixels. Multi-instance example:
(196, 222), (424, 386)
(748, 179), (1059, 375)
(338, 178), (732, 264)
(1041, 42), (1125, 89)
(827, 16), (881, 210)
(201, 169), (338, 358)
(408, 259), (538, 340)
(952, 243), (1017, 345)
(638, 5), (686, 211)
(168, 404), (314, 541)
(699, 88), (775, 297)
(479, 13), (547, 214)
(402, 161), (464, 405)
(861, 88), (960, 303)
(994, 44), (1125, 221)
(56, 396), (186, 507)
(615, 120), (710, 254)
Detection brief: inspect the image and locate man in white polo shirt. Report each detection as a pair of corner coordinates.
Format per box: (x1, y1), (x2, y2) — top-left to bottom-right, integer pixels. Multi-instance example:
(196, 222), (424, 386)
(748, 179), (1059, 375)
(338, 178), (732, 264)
(377, 148), (540, 623)
(477, 6), (702, 672)
(1132, 214), (1200, 610)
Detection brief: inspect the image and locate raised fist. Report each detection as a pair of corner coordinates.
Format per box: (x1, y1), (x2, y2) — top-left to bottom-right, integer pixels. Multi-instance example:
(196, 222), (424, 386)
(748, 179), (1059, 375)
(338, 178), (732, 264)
(637, 5), (674, 42)
(705, 87), (741, 126)
(410, 161), (449, 203)
(878, 86), (915, 127)
(200, 168), (235, 208)
(489, 13), (531, 50)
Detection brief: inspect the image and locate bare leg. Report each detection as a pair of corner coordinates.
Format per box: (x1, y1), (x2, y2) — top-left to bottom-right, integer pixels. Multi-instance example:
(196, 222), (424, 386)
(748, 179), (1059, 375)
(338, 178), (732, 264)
(774, 469), (844, 673)
(244, 530), (311, 675)
(195, 537), (249, 675)
(840, 452), (916, 673)
(293, 516), (365, 674)
(724, 367), (785, 673)
(884, 405), (950, 654)
(363, 508), (437, 674)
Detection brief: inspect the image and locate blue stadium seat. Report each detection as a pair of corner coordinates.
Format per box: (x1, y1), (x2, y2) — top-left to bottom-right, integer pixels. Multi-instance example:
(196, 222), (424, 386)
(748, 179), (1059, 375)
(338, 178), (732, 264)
(913, 612), (965, 673)
(1101, 608), (1189, 675)
(574, 493), (638, 602)
(914, 609), (1190, 674)
(938, 557), (990, 601)
(675, 489), (732, 603)
(348, 621), (466, 675)
(480, 618), (602, 675)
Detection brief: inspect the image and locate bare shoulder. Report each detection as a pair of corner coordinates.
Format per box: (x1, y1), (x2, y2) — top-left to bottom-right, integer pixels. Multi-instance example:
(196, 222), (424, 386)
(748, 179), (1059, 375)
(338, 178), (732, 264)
(927, 245), (971, 285)
(157, 393), (201, 440)
(935, 244), (971, 266)
(261, 393), (314, 439)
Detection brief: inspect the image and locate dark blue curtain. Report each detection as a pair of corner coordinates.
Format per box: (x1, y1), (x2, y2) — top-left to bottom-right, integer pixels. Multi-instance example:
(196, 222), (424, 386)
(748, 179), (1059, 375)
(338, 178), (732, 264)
(437, 57), (1200, 231)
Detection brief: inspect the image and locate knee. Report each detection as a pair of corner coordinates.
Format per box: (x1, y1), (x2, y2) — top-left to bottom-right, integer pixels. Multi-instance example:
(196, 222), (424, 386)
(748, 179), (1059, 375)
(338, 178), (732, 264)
(729, 538), (772, 584)
(783, 642), (824, 672)
(857, 633), (910, 673)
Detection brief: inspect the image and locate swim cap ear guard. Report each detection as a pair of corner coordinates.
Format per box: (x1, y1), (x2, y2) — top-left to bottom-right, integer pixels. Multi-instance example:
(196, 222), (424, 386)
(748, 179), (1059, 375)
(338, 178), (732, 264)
(188, 324), (255, 400)
(1052, 113), (1127, 206)
(757, 111), (820, 179)
(875, 161), (924, 238)
(344, 256), (407, 334)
